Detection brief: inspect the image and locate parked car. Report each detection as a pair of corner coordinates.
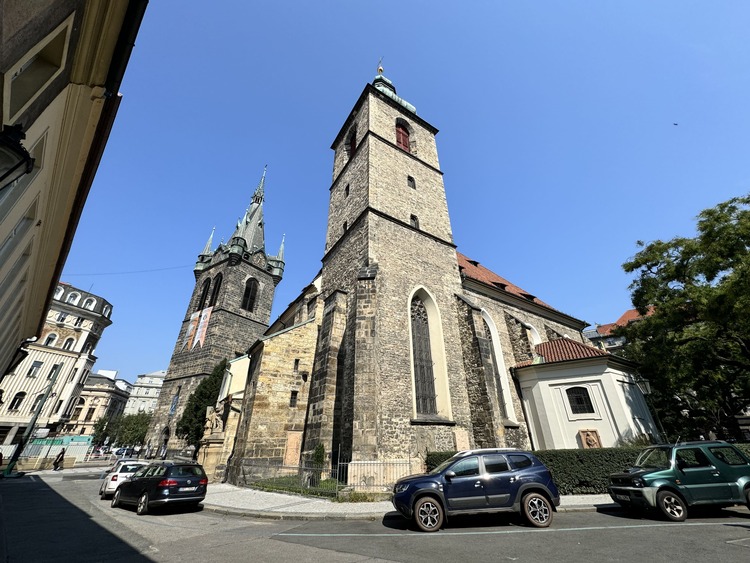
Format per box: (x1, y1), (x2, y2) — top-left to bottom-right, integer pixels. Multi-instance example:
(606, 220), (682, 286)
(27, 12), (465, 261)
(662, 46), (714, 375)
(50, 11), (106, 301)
(608, 440), (750, 521)
(392, 448), (560, 532)
(99, 460), (148, 499)
(111, 460), (208, 515)
(114, 447), (134, 457)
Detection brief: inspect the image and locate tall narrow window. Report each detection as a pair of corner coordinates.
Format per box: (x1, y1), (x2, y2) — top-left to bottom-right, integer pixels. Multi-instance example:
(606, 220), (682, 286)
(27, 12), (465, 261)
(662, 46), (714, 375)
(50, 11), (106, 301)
(66, 292), (80, 305)
(56, 312), (67, 322)
(30, 393), (45, 414)
(410, 215), (419, 229)
(347, 128), (356, 159)
(344, 184), (350, 197)
(54, 286), (64, 299)
(43, 333), (57, 347)
(483, 318), (507, 418)
(567, 387), (595, 414)
(62, 338), (75, 351)
(26, 361), (42, 378)
(241, 278), (259, 312)
(209, 273), (223, 306)
(83, 298), (96, 310)
(9, 392), (26, 410)
(196, 279), (210, 311)
(411, 296), (437, 415)
(396, 124), (410, 152)
(407, 176), (416, 189)
(289, 390), (298, 408)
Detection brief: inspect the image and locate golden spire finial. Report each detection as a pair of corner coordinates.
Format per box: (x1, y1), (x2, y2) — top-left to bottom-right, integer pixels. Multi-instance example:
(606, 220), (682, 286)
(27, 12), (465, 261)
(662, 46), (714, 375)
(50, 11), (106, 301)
(377, 57), (384, 75)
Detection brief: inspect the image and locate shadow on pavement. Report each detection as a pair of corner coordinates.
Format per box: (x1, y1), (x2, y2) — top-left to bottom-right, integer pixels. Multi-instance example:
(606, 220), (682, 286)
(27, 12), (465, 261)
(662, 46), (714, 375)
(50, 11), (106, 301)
(0, 476), (153, 562)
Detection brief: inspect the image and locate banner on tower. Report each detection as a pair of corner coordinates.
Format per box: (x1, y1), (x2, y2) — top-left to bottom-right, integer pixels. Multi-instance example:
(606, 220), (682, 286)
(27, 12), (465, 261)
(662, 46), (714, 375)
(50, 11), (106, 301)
(181, 312), (200, 350)
(192, 306), (213, 349)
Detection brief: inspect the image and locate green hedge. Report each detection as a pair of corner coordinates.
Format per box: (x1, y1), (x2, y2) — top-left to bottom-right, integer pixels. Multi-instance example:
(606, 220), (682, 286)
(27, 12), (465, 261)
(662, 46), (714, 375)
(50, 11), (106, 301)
(426, 443), (750, 495)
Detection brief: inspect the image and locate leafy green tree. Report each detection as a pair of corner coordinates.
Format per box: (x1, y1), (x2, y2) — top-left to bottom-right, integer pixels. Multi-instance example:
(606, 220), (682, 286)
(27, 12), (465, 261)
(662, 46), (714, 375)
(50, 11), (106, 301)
(176, 359), (227, 455)
(618, 194), (750, 441)
(118, 412), (152, 446)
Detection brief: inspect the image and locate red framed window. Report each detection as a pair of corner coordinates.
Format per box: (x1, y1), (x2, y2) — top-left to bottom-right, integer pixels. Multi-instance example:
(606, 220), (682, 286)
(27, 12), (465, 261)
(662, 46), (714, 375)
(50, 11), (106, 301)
(396, 124), (410, 152)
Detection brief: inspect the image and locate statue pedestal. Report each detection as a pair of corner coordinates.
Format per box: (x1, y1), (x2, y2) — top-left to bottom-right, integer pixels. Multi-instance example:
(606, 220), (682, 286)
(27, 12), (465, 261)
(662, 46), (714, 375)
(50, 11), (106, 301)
(199, 433), (226, 482)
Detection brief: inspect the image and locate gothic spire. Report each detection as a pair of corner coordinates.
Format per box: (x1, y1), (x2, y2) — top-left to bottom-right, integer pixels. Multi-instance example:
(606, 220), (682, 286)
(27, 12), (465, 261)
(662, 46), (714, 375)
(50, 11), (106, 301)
(201, 227), (215, 255)
(229, 167), (267, 254)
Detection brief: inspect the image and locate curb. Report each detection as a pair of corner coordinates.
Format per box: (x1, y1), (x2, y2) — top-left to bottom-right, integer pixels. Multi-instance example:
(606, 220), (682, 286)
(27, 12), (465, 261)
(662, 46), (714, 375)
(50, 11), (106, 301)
(201, 502), (621, 520)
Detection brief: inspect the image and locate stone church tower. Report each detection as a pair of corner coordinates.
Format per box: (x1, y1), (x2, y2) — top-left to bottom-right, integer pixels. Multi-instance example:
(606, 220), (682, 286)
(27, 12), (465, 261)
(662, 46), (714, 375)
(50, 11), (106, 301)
(146, 170), (284, 456)
(303, 71), (476, 464)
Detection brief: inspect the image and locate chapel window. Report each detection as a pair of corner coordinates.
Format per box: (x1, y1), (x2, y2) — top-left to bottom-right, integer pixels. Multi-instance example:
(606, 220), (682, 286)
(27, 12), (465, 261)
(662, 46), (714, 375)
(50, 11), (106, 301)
(209, 273), (223, 307)
(567, 386), (595, 414)
(196, 279), (211, 311)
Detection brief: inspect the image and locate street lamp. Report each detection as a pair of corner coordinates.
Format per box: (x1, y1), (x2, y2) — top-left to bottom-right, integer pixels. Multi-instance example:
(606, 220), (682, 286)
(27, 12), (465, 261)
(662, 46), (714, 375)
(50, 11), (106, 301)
(0, 124), (34, 192)
(635, 377), (651, 395)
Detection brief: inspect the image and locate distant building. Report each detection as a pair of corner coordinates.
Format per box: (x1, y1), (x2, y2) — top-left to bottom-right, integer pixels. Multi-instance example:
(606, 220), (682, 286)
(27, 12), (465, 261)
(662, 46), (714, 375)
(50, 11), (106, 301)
(0, 282), (112, 445)
(0, 1), (147, 381)
(69, 370), (131, 437)
(123, 370), (166, 416)
(583, 308), (654, 354)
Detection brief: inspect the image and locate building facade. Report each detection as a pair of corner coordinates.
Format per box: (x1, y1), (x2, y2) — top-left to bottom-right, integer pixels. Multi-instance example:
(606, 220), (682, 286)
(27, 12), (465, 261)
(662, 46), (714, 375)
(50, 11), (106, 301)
(69, 370), (131, 437)
(123, 370), (166, 416)
(0, 282), (112, 445)
(0, 1), (146, 381)
(145, 171), (284, 456)
(217, 72), (659, 484)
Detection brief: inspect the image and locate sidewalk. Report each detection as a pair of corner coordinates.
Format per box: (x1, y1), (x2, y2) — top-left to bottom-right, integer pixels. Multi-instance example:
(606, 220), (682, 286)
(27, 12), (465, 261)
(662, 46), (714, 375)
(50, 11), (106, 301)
(25, 468), (619, 521)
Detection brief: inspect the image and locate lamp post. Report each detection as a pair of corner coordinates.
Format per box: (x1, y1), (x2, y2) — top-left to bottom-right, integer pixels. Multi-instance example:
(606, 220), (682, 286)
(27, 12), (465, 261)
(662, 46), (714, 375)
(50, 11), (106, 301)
(0, 124), (34, 192)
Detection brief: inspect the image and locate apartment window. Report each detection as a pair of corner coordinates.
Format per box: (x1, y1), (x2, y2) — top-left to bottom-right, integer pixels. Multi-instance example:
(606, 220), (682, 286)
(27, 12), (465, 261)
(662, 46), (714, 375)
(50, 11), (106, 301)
(47, 364), (60, 380)
(9, 392), (26, 410)
(43, 333), (57, 347)
(4, 15), (73, 121)
(66, 292), (80, 305)
(67, 368), (78, 384)
(56, 312), (67, 323)
(102, 305), (111, 317)
(74, 317), (84, 327)
(62, 338), (75, 351)
(26, 360), (43, 378)
(54, 286), (64, 300)
(84, 407), (95, 422)
(407, 176), (416, 189)
(30, 394), (44, 414)
(53, 400), (63, 415)
(289, 390), (298, 408)
(82, 298), (96, 310)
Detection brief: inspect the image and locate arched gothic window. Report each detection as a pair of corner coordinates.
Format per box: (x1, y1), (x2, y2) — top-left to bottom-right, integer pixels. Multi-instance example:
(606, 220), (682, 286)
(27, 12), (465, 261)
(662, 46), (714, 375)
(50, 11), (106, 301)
(567, 387), (595, 414)
(483, 318), (507, 418)
(241, 278), (259, 312)
(196, 279), (211, 311)
(209, 273), (223, 307)
(411, 296), (437, 415)
(396, 123), (410, 152)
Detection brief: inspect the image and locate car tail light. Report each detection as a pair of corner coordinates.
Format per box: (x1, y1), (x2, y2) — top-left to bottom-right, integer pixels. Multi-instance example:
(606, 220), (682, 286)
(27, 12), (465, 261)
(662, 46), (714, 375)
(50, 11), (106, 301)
(110, 475), (118, 482)
(157, 479), (179, 487)
(198, 478), (208, 485)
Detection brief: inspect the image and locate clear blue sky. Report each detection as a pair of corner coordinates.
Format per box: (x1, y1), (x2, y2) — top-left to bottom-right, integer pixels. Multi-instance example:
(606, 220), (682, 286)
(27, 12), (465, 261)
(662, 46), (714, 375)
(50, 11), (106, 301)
(62, 1), (750, 382)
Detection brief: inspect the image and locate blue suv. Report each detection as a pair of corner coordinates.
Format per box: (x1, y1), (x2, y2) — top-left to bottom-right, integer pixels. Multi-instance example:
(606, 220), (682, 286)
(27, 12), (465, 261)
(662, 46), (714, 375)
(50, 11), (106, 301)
(392, 448), (560, 532)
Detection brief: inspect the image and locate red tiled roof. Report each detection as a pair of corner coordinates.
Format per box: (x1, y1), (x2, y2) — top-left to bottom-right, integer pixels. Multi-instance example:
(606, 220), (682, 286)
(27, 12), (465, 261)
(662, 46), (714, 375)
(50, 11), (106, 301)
(595, 307), (654, 335)
(456, 252), (555, 310)
(517, 338), (609, 367)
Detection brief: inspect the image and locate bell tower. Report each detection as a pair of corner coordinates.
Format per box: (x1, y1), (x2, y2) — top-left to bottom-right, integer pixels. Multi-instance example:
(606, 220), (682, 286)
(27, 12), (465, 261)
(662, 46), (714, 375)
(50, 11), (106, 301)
(146, 169), (284, 456)
(304, 69), (473, 464)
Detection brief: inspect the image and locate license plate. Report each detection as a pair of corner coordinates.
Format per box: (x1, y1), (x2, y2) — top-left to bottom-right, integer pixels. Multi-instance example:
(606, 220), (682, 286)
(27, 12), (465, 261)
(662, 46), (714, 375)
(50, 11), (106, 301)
(615, 494), (629, 501)
(179, 486), (197, 492)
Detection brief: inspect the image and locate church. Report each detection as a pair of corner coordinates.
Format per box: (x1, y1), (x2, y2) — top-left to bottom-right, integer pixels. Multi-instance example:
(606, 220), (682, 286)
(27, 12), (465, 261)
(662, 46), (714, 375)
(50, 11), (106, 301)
(150, 70), (659, 482)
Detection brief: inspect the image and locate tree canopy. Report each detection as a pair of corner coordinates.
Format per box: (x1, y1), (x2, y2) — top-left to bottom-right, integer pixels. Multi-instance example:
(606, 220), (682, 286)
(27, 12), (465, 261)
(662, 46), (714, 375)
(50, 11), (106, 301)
(92, 412), (152, 446)
(175, 359), (227, 454)
(618, 194), (750, 441)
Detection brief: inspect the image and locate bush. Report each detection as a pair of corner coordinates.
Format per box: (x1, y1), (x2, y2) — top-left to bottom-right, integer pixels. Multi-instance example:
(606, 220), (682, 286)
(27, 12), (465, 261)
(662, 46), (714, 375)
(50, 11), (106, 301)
(534, 448), (641, 495)
(426, 451), (455, 471)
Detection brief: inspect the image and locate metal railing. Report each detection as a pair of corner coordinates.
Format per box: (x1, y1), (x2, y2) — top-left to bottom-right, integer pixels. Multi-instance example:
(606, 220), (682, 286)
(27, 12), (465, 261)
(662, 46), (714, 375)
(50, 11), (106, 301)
(235, 457), (417, 498)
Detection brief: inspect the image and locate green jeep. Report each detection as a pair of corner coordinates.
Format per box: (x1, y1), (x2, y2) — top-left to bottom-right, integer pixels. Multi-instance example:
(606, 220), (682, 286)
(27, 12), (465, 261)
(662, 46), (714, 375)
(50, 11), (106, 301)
(608, 440), (750, 521)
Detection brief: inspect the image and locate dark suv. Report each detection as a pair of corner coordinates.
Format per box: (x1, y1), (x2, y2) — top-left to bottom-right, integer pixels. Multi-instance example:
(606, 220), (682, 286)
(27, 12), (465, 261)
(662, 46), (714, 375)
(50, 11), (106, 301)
(392, 448), (560, 532)
(111, 460), (208, 515)
(609, 440), (750, 521)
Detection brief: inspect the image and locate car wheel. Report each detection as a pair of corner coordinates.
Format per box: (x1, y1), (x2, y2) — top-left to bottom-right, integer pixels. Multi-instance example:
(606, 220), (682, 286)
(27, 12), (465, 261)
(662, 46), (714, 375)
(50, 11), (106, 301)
(657, 490), (687, 522)
(136, 493), (149, 515)
(413, 496), (444, 532)
(521, 492), (552, 528)
(744, 488), (750, 511)
(111, 489), (121, 508)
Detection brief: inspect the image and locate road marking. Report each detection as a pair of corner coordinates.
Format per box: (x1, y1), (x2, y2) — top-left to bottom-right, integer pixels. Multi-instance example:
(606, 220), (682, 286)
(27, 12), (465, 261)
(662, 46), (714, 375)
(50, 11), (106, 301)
(277, 521), (731, 538)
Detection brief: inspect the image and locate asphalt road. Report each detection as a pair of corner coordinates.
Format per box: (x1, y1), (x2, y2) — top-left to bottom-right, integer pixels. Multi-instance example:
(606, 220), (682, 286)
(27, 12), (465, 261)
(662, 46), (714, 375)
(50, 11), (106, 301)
(1, 470), (749, 562)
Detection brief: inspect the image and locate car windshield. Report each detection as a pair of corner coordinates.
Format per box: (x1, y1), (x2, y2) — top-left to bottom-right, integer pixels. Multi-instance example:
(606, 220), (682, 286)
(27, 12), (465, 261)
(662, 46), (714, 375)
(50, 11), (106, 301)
(428, 456), (460, 475)
(634, 447), (672, 469)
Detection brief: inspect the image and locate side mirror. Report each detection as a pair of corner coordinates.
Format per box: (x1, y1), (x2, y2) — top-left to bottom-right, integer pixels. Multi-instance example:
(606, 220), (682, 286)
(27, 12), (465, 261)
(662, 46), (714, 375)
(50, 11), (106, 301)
(444, 470), (456, 481)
